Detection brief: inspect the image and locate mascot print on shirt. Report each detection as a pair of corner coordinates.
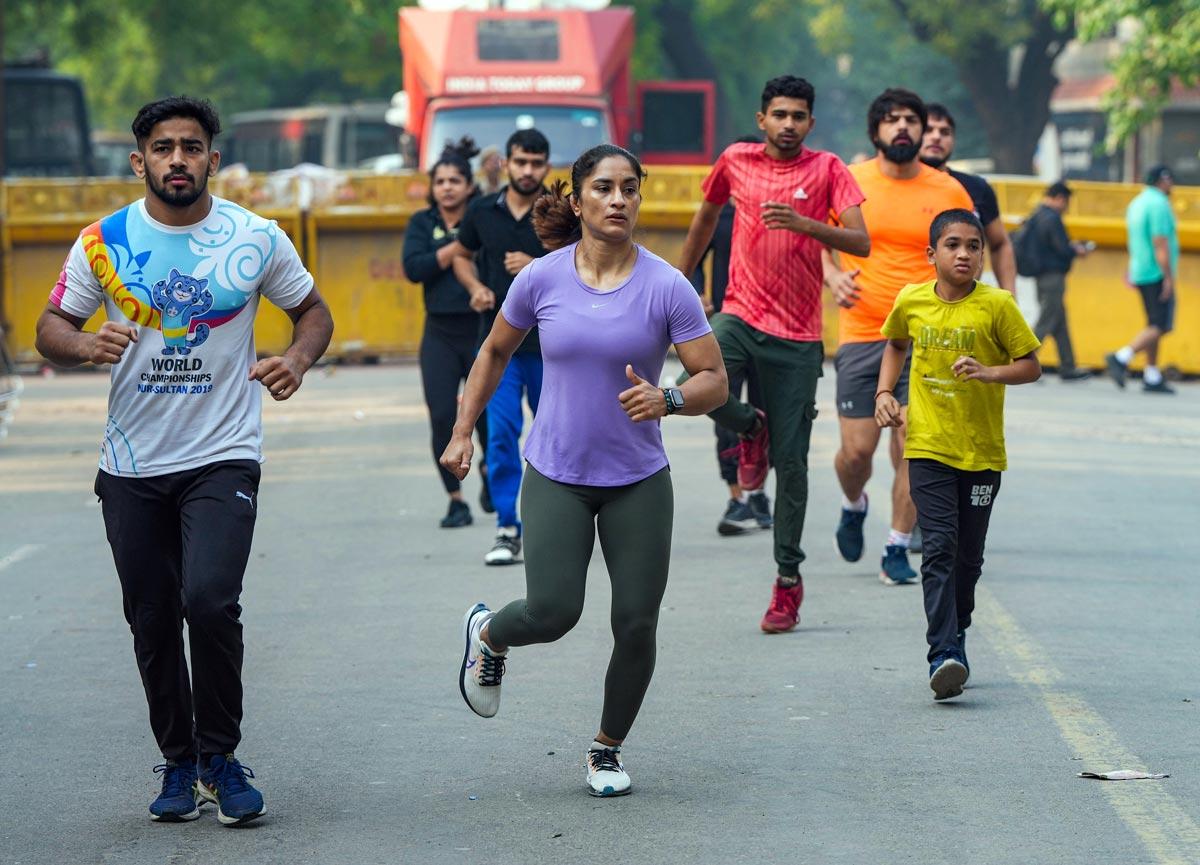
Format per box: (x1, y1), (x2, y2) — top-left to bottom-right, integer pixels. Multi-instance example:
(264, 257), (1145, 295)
(79, 199), (279, 353)
(151, 269), (213, 355)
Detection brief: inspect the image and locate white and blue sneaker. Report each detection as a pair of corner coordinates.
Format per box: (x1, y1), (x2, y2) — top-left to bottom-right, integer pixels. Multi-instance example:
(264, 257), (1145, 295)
(586, 743), (631, 797)
(459, 603), (506, 718)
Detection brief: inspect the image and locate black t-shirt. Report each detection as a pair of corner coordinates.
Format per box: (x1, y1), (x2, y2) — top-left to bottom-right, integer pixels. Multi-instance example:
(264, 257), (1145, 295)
(948, 168), (1000, 227)
(457, 187), (548, 354)
(401, 207), (475, 317)
(688, 202), (735, 311)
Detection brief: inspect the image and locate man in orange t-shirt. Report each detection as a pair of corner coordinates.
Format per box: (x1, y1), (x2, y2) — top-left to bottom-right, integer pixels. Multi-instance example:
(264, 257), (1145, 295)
(823, 88), (973, 587)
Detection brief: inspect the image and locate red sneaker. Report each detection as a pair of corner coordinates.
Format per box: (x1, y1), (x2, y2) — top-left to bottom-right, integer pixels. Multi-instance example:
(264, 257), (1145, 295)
(737, 409), (770, 491)
(760, 579), (803, 633)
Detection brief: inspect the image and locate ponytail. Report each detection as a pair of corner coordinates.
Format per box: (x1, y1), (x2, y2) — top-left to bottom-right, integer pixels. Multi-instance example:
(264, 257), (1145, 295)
(532, 179), (582, 251)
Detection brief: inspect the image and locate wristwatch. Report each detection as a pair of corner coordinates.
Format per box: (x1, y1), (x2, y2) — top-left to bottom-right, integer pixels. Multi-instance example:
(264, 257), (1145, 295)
(662, 387), (685, 415)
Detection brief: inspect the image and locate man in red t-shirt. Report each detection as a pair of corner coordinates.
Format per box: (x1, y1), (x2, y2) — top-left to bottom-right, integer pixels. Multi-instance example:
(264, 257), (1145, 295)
(678, 75), (869, 633)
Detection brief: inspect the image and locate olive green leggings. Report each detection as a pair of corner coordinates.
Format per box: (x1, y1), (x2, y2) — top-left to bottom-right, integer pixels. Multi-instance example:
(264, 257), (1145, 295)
(488, 463), (673, 741)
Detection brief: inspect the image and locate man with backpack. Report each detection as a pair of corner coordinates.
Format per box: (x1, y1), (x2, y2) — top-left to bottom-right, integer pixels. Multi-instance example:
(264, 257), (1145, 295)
(1015, 181), (1093, 381)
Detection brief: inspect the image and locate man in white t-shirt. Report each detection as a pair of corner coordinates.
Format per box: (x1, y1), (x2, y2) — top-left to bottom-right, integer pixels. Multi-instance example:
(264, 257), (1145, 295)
(35, 96), (333, 826)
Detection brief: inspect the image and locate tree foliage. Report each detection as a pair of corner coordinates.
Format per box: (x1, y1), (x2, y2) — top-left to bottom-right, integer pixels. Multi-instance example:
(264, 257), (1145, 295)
(618, 0), (983, 159)
(4, 0), (408, 133)
(1046, 0), (1200, 148)
(12, 0), (1187, 173)
(808, 0), (1075, 173)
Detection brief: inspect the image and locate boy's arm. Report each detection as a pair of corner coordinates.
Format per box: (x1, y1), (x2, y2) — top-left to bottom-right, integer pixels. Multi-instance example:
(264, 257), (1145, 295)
(874, 338), (910, 428)
(951, 352), (1041, 385)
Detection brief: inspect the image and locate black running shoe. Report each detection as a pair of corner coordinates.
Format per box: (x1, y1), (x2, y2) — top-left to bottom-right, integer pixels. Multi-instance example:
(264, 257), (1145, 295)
(835, 495), (868, 562)
(440, 499), (472, 528)
(1104, 353), (1127, 389)
(1143, 380), (1176, 394)
(479, 470), (495, 514)
(748, 491), (773, 529)
(717, 498), (757, 536)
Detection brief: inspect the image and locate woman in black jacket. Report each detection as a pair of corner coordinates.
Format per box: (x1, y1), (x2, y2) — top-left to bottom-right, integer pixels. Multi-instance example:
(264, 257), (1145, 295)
(403, 138), (491, 527)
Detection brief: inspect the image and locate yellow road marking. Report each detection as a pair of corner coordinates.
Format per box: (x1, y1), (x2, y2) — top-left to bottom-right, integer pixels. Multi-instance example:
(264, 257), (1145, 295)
(978, 586), (1200, 864)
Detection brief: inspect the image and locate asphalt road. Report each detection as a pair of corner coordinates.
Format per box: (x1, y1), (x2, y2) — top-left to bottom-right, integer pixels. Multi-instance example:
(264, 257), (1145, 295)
(2, 363), (1197, 865)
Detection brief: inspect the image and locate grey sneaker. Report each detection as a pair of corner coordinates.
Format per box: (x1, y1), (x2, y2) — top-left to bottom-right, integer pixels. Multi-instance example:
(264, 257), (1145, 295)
(929, 653), (968, 701)
(459, 603), (506, 718)
(484, 527), (521, 565)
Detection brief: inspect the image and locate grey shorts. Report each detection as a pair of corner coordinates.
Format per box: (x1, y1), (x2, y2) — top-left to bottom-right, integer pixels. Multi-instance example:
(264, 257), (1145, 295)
(834, 340), (910, 418)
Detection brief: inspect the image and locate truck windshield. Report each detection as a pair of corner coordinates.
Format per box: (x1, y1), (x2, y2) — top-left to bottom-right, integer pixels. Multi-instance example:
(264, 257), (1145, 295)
(426, 105), (608, 168)
(4, 73), (92, 177)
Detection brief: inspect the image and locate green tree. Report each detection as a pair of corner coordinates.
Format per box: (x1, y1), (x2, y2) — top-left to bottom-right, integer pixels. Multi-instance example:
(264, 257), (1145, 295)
(4, 0), (409, 133)
(1046, 0), (1200, 148)
(619, 0), (982, 159)
(811, 0), (1075, 173)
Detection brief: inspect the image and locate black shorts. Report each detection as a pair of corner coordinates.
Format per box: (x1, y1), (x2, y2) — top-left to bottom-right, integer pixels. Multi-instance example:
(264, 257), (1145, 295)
(1137, 280), (1176, 333)
(834, 340), (910, 418)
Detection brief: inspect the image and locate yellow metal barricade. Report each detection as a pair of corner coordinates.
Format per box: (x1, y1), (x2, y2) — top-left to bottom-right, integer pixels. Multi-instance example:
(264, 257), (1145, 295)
(0, 177), (304, 363)
(2, 170), (1198, 372)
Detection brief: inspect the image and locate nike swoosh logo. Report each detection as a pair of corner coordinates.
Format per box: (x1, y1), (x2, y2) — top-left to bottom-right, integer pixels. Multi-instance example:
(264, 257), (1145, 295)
(466, 658), (477, 669)
(591, 303), (609, 309)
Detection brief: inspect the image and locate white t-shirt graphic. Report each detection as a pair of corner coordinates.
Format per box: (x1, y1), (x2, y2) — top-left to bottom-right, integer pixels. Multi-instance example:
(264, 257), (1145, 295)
(51, 196), (314, 477)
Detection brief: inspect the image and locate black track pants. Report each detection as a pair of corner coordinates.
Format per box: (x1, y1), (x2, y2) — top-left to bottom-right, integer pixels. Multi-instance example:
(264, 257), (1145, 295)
(96, 460), (260, 761)
(908, 458), (1001, 662)
(420, 314), (488, 494)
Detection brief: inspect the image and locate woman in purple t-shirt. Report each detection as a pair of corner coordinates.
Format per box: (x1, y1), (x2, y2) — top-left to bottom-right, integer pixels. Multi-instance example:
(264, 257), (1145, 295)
(443, 144), (727, 798)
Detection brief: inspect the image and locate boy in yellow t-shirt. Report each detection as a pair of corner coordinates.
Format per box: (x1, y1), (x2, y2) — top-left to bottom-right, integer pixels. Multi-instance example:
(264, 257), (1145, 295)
(875, 208), (1041, 701)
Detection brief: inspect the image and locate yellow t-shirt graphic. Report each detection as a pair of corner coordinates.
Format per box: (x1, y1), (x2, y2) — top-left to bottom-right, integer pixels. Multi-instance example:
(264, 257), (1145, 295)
(881, 280), (1040, 472)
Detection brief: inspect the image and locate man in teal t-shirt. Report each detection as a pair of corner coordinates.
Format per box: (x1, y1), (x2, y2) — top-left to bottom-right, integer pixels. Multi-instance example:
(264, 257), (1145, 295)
(1105, 165), (1180, 394)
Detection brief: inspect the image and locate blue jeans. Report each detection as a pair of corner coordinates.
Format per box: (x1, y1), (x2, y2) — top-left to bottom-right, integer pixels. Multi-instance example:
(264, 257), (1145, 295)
(487, 353), (542, 530)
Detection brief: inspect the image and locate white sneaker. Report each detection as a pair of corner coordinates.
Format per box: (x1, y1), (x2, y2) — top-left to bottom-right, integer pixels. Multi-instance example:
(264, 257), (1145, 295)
(585, 743), (631, 797)
(484, 527), (521, 566)
(459, 603), (506, 718)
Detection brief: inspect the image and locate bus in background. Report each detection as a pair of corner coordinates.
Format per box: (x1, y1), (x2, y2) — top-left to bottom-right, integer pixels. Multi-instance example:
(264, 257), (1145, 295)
(221, 103), (402, 173)
(2, 66), (94, 177)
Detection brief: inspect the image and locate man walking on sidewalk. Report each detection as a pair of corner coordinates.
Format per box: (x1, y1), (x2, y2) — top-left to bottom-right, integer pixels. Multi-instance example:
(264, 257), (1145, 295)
(1105, 165), (1179, 394)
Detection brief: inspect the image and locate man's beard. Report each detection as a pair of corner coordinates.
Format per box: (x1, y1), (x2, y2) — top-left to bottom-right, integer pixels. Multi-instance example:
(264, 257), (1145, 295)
(876, 137), (921, 164)
(509, 175), (540, 195)
(148, 171), (207, 208)
(920, 153), (948, 169)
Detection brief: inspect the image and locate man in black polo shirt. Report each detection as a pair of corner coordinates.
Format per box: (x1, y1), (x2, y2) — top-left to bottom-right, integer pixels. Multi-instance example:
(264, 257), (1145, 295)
(453, 128), (551, 565)
(920, 103), (1017, 295)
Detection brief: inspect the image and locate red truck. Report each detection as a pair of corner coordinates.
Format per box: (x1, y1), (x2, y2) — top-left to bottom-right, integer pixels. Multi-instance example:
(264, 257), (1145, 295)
(398, 5), (714, 168)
